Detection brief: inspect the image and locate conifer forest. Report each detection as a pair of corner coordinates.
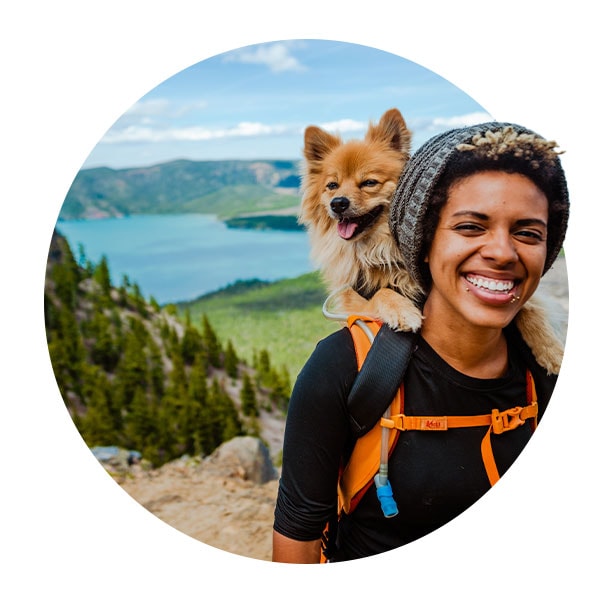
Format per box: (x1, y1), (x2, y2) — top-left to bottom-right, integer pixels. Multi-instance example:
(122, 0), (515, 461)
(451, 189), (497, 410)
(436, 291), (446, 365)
(44, 231), (291, 468)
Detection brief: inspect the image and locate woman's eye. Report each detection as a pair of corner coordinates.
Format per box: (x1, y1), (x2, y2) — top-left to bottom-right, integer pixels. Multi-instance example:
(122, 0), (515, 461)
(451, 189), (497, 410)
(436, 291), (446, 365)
(326, 181), (339, 191)
(515, 229), (545, 242)
(454, 223), (484, 233)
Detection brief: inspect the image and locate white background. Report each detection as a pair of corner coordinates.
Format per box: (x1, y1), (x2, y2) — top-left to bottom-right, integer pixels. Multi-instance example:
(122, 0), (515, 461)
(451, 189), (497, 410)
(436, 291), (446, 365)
(2, 1), (597, 598)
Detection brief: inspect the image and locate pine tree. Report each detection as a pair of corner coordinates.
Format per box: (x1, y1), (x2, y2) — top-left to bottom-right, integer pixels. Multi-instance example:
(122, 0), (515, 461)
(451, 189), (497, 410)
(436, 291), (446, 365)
(203, 379), (242, 453)
(160, 347), (194, 459)
(79, 367), (119, 446)
(51, 304), (86, 399)
(131, 282), (148, 317)
(255, 348), (273, 388)
(113, 319), (150, 410)
(269, 365), (291, 412)
(188, 357), (210, 455)
(93, 255), (112, 298)
(123, 386), (158, 455)
(181, 311), (203, 365)
(147, 335), (165, 400)
(240, 372), (259, 417)
(224, 340), (239, 379)
(88, 310), (120, 372)
(51, 239), (80, 309)
(202, 314), (222, 369)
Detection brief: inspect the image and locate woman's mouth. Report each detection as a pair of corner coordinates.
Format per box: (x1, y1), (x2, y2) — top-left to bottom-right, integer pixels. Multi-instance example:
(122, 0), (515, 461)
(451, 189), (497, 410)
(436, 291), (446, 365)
(464, 274), (521, 305)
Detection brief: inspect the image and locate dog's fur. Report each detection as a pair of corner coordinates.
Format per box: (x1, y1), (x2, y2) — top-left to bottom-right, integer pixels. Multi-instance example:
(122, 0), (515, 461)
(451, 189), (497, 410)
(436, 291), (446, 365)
(300, 108), (564, 374)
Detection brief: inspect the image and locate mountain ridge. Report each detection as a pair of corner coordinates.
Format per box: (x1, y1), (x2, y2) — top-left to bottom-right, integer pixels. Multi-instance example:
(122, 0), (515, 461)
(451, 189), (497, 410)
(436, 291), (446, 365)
(60, 158), (302, 220)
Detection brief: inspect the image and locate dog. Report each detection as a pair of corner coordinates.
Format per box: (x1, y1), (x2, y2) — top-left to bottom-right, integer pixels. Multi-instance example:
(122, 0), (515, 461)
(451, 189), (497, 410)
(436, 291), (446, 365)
(299, 108), (564, 375)
(300, 108), (423, 332)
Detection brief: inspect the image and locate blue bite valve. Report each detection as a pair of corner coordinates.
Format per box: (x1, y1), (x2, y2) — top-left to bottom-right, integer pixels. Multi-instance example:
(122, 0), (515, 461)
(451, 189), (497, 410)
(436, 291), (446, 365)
(374, 475), (398, 518)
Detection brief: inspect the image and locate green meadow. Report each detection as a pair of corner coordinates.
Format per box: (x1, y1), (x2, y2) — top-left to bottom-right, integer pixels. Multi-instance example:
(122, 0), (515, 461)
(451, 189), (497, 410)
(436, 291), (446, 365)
(179, 272), (341, 380)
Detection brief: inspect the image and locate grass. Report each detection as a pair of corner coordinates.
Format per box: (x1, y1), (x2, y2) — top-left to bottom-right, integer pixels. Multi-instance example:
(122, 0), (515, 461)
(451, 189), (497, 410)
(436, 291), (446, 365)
(178, 272), (341, 380)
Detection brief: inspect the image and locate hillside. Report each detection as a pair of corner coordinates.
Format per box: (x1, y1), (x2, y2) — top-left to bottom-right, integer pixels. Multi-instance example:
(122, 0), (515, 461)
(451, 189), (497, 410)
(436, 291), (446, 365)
(177, 273), (341, 380)
(44, 230), (290, 466)
(60, 158), (302, 220)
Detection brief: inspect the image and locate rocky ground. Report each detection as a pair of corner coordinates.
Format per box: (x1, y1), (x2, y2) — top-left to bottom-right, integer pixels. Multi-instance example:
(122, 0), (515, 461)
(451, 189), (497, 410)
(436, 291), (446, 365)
(117, 437), (281, 562)
(113, 257), (569, 563)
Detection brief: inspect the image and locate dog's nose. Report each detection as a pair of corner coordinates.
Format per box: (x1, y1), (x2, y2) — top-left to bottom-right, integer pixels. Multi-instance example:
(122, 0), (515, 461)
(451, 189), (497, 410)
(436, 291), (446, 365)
(330, 197), (350, 214)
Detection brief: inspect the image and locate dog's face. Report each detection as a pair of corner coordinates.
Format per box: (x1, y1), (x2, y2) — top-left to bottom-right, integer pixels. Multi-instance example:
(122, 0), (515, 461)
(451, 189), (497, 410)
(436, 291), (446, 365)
(300, 108), (411, 244)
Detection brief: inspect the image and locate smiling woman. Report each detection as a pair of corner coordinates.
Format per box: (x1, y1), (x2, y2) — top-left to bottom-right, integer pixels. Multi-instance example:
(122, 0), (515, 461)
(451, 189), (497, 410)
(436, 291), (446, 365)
(422, 171), (549, 376)
(272, 121), (570, 563)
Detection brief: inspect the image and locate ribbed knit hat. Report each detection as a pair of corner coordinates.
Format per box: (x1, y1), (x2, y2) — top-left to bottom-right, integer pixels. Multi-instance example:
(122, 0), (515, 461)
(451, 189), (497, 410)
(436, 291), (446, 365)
(389, 122), (570, 288)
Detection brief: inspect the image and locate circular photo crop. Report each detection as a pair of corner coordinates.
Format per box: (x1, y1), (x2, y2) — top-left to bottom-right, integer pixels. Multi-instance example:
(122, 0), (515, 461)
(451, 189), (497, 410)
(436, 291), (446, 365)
(44, 39), (569, 563)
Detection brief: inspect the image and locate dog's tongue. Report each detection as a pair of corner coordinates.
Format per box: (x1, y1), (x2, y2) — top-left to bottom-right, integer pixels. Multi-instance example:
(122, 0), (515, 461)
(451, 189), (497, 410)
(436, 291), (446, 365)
(338, 219), (358, 240)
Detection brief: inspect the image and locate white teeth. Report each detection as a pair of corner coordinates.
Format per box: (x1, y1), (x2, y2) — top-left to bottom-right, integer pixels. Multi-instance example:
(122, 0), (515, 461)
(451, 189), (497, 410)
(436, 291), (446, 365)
(466, 275), (515, 292)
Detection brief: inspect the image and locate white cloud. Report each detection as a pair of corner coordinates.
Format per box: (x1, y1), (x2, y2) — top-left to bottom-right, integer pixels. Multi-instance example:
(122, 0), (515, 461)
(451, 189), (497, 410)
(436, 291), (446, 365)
(430, 112), (493, 129)
(225, 41), (306, 73)
(101, 121), (297, 144)
(100, 112), (496, 147)
(318, 119), (367, 134)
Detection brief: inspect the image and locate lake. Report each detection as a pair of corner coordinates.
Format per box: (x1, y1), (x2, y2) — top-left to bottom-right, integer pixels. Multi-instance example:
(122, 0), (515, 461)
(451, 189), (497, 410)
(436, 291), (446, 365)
(55, 214), (314, 304)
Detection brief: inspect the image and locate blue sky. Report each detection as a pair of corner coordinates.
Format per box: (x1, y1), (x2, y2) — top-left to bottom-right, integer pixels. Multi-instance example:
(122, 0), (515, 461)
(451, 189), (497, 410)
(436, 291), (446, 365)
(83, 39), (491, 169)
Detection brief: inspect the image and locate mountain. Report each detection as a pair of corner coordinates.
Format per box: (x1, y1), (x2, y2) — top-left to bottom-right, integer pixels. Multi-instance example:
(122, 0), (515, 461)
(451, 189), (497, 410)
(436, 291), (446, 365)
(59, 158), (302, 220)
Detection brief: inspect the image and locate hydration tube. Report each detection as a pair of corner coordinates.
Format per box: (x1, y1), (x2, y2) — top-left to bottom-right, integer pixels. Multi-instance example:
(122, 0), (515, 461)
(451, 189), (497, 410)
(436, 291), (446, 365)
(322, 290), (399, 518)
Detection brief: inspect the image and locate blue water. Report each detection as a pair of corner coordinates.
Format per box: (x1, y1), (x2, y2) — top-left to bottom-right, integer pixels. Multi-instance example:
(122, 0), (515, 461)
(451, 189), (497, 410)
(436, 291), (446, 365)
(55, 214), (314, 304)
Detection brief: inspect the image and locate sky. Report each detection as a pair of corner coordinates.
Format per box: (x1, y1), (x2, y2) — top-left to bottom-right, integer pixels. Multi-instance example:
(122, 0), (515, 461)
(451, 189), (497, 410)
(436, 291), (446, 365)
(82, 39), (491, 170)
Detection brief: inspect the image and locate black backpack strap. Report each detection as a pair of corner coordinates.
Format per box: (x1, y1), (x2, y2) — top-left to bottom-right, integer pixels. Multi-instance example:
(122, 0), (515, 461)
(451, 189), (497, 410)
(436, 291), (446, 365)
(347, 324), (417, 437)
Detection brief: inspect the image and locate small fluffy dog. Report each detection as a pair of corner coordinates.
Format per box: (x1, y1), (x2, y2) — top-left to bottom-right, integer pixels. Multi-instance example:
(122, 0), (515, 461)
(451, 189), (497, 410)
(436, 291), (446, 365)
(300, 108), (564, 374)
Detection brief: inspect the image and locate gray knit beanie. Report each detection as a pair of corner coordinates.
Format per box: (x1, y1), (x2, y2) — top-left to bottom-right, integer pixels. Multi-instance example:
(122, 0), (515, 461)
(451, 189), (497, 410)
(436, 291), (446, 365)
(389, 122), (570, 288)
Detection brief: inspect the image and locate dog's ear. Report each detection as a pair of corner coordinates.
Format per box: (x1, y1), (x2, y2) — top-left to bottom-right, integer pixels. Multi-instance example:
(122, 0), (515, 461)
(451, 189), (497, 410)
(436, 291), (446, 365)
(367, 108), (412, 158)
(304, 126), (341, 166)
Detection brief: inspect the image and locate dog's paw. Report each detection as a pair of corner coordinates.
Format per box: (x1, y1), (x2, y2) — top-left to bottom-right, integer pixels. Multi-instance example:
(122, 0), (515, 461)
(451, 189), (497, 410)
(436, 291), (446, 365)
(381, 304), (423, 332)
(372, 289), (422, 332)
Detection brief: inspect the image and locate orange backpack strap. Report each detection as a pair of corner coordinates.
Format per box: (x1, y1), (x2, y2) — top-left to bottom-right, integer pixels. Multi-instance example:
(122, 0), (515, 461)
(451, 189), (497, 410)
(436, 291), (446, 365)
(338, 317), (410, 515)
(480, 370), (538, 485)
(377, 370), (538, 487)
(345, 317), (416, 436)
(323, 318), (538, 561)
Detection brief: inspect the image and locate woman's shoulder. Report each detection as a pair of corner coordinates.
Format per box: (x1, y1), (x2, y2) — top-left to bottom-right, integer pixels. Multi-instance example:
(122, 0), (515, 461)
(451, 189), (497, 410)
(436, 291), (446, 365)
(304, 326), (357, 373)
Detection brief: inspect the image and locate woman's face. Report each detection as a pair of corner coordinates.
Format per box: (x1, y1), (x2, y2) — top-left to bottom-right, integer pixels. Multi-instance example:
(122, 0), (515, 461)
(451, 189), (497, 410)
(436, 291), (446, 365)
(424, 170), (549, 333)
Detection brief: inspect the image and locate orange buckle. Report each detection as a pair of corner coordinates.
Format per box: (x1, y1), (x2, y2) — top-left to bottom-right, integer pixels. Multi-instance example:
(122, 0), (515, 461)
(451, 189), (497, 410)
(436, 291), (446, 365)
(380, 414), (406, 431)
(491, 406), (528, 434)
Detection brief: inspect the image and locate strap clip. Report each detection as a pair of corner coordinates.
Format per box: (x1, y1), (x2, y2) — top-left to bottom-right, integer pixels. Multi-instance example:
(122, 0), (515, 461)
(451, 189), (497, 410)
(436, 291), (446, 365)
(491, 404), (537, 435)
(380, 414), (405, 431)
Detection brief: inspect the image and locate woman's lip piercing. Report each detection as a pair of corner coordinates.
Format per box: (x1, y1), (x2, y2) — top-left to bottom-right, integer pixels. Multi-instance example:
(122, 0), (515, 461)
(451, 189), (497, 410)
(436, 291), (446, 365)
(466, 286), (521, 303)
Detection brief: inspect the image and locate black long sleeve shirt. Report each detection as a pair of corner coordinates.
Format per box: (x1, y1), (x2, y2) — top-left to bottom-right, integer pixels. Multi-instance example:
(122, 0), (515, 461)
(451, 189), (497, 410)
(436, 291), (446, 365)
(273, 323), (556, 561)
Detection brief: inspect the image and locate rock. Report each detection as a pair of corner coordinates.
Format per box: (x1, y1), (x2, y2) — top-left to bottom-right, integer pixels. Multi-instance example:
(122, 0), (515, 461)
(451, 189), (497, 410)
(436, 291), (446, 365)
(119, 437), (280, 561)
(204, 436), (279, 484)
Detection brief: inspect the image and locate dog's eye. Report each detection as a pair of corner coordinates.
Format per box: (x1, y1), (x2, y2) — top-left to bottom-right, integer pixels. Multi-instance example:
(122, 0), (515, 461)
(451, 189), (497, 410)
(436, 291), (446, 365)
(326, 182), (339, 191)
(361, 179), (378, 188)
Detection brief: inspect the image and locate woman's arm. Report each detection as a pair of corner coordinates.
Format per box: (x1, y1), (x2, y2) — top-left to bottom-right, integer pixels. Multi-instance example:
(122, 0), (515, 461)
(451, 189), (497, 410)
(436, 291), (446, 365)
(272, 329), (356, 561)
(272, 530), (322, 563)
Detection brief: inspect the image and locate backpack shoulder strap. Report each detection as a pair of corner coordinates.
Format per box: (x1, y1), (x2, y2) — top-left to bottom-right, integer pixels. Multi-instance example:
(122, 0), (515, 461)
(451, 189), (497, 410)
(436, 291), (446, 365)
(338, 317), (416, 514)
(346, 316), (416, 437)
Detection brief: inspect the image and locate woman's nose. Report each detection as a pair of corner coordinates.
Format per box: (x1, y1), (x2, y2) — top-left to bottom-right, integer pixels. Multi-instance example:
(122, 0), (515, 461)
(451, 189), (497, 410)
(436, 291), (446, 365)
(480, 231), (518, 265)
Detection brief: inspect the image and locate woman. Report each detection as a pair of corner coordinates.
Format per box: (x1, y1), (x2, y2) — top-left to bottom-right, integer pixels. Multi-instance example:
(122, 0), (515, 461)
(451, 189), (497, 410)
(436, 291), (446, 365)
(272, 122), (570, 563)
